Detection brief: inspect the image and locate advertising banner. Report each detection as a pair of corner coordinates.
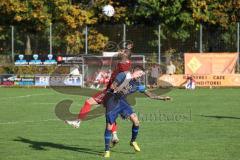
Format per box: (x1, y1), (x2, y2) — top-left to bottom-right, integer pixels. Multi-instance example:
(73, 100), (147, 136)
(14, 54), (57, 66)
(14, 75), (35, 86)
(35, 76), (50, 86)
(0, 75), (15, 86)
(49, 75), (83, 86)
(0, 75), (83, 87)
(158, 74), (240, 87)
(184, 53), (238, 75)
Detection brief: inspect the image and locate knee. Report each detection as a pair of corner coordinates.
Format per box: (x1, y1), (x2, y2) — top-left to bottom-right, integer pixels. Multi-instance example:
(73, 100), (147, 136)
(134, 119), (140, 126)
(106, 124), (113, 130)
(86, 97), (98, 105)
(86, 98), (91, 104)
(131, 113), (140, 126)
(86, 98), (94, 105)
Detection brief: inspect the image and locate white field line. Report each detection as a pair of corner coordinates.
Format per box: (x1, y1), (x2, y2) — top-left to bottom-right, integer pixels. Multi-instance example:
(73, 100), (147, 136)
(0, 93), (56, 100)
(0, 114), (105, 125)
(32, 102), (57, 105)
(0, 118), (59, 125)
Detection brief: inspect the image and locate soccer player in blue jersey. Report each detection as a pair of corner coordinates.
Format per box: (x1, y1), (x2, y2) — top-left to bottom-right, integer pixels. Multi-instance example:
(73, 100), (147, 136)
(103, 66), (171, 158)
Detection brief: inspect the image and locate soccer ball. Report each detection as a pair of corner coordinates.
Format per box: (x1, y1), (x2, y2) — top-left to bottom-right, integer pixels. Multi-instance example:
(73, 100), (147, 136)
(102, 5), (115, 17)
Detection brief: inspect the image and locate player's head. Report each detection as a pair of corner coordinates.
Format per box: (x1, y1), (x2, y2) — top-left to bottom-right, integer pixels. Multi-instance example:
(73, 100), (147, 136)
(126, 41), (133, 50)
(132, 66), (145, 79)
(124, 49), (132, 59)
(117, 49), (131, 60)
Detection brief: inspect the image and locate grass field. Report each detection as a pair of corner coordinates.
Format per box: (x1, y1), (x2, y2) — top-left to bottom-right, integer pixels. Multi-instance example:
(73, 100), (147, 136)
(0, 87), (240, 160)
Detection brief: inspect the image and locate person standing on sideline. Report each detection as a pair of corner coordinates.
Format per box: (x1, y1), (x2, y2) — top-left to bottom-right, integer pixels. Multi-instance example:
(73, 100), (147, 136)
(166, 61), (176, 75)
(150, 64), (160, 86)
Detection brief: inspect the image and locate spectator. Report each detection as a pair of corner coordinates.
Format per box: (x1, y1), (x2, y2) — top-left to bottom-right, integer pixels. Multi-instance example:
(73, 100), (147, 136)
(150, 64), (161, 86)
(185, 75), (196, 90)
(166, 61), (176, 75)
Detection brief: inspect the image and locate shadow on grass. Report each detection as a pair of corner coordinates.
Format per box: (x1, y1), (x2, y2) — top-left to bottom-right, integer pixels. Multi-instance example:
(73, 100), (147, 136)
(111, 150), (135, 155)
(200, 115), (240, 120)
(13, 137), (103, 156)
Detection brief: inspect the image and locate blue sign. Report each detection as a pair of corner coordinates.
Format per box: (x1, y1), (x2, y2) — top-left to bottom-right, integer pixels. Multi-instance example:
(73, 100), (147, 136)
(15, 54), (28, 65)
(35, 76), (50, 86)
(29, 54), (42, 65)
(43, 54), (57, 65)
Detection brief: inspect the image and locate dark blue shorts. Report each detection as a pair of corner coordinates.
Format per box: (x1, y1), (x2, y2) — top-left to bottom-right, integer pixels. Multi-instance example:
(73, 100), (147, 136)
(106, 99), (134, 124)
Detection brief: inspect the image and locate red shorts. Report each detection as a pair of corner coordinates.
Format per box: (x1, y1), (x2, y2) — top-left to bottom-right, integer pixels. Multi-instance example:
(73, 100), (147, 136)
(92, 89), (107, 104)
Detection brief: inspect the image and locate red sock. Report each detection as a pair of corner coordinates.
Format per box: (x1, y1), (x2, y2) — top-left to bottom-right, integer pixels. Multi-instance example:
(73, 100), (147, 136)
(111, 123), (118, 133)
(78, 101), (91, 120)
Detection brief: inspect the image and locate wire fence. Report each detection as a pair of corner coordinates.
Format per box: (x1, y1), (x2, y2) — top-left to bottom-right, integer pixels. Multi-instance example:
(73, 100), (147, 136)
(0, 23), (239, 68)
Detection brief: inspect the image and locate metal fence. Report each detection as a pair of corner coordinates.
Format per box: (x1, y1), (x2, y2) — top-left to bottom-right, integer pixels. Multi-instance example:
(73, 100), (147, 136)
(0, 23), (239, 67)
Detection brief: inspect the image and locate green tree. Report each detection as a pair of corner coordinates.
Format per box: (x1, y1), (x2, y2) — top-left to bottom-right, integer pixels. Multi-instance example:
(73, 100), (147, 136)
(48, 0), (112, 54)
(134, 0), (195, 39)
(190, 0), (240, 27)
(0, 0), (51, 54)
(1, 0), (239, 56)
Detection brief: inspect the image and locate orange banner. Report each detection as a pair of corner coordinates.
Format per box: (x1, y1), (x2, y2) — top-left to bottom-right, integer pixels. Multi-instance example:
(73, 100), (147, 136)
(158, 74), (240, 87)
(184, 53), (238, 74)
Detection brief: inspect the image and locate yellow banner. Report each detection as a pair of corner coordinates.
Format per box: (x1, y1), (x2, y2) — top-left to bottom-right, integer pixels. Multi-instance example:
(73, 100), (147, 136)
(184, 53), (238, 74)
(158, 74), (240, 87)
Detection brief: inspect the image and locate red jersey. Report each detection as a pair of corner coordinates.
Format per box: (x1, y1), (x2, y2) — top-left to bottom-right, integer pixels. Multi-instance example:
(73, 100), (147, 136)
(92, 60), (132, 104)
(106, 60), (132, 89)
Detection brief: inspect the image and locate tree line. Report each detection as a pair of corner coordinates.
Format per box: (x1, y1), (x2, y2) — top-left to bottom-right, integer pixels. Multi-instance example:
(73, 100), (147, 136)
(0, 0), (239, 55)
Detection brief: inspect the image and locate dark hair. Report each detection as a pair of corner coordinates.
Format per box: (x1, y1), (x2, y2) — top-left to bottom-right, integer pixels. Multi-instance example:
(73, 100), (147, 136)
(124, 49), (132, 59)
(133, 65), (145, 71)
(117, 49), (132, 60)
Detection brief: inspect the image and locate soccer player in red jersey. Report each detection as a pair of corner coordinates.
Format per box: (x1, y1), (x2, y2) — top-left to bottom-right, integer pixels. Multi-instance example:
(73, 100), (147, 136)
(65, 49), (132, 143)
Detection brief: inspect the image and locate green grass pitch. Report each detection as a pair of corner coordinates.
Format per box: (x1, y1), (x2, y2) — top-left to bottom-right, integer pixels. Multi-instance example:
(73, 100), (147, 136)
(0, 87), (239, 160)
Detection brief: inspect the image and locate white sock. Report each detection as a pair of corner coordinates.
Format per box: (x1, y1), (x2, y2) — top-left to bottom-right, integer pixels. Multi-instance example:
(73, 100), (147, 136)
(112, 132), (118, 140)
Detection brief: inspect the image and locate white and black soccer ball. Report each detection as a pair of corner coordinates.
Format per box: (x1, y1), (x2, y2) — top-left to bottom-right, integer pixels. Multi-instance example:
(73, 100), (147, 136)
(102, 5), (115, 17)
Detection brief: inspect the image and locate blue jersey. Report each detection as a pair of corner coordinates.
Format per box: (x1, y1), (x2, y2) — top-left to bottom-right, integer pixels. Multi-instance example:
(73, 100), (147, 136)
(103, 72), (144, 113)
(114, 72), (141, 97)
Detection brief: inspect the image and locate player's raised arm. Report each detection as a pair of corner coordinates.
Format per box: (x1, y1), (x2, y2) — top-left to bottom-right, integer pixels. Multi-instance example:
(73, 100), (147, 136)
(136, 82), (171, 101)
(143, 90), (171, 101)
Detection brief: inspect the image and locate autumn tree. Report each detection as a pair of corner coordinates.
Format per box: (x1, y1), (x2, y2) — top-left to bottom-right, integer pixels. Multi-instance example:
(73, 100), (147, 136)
(0, 0), (239, 55)
(190, 0), (240, 51)
(0, 0), (51, 54)
(190, 0), (240, 27)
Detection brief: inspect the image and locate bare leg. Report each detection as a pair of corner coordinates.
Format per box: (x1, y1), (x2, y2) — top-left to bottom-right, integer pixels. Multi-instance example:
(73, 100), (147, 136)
(78, 97), (98, 120)
(129, 113), (141, 151)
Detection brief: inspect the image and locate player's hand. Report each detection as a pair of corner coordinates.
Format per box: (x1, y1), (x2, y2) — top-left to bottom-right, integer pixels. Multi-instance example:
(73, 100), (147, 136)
(154, 95), (172, 101)
(162, 96), (172, 101)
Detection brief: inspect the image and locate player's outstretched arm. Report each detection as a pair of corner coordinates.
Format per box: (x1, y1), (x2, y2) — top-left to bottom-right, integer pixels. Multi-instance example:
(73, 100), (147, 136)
(143, 90), (172, 101)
